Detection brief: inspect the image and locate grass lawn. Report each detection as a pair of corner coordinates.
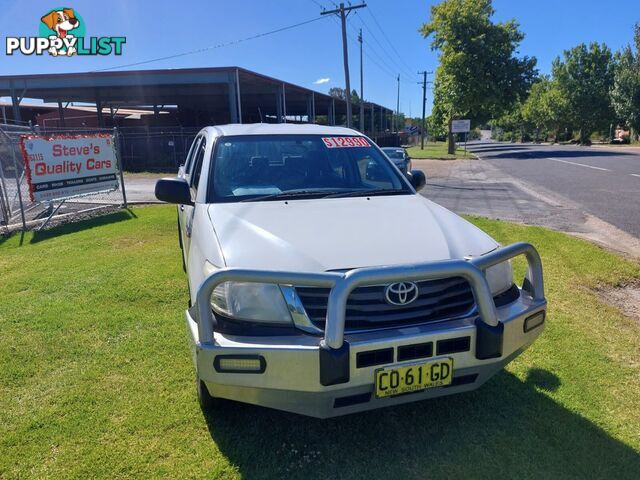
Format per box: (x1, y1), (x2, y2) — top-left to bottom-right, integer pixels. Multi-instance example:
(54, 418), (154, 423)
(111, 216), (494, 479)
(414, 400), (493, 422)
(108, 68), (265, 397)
(1, 206), (640, 479)
(407, 142), (472, 160)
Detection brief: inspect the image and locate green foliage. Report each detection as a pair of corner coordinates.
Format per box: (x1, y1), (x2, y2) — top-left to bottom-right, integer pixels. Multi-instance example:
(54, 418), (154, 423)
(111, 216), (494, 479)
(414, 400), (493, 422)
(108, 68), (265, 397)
(521, 76), (570, 140)
(611, 24), (640, 140)
(421, 0), (536, 127)
(426, 113), (448, 140)
(490, 102), (527, 141)
(494, 41), (617, 144)
(552, 42), (615, 144)
(328, 87), (360, 104)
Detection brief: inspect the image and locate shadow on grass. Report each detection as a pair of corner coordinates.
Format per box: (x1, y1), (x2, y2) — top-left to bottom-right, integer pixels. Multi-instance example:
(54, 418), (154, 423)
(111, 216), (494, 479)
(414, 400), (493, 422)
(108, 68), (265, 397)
(28, 209), (137, 244)
(202, 369), (639, 479)
(0, 229), (23, 247)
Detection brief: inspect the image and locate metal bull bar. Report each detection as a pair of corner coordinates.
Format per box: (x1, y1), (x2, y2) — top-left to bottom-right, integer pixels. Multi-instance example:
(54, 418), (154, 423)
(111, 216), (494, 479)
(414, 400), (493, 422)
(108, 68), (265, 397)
(194, 242), (545, 349)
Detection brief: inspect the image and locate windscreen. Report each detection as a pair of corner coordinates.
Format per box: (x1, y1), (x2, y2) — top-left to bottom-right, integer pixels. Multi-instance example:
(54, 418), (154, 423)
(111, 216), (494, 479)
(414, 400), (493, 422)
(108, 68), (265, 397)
(383, 149), (405, 159)
(209, 135), (410, 202)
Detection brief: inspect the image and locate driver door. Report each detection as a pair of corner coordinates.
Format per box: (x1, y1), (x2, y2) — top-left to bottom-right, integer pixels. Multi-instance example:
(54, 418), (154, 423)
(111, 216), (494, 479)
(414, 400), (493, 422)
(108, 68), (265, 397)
(180, 136), (207, 262)
(178, 135), (202, 262)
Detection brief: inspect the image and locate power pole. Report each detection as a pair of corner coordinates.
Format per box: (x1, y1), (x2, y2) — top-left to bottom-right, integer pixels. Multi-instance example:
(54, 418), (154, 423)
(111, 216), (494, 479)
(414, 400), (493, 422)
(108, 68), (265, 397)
(418, 70), (433, 150)
(395, 74), (400, 133)
(322, 3), (367, 129)
(358, 28), (364, 133)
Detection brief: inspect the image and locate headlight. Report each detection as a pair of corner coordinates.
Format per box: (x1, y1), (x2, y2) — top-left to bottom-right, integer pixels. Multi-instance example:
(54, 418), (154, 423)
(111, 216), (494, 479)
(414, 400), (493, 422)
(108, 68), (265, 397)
(484, 260), (513, 296)
(211, 282), (293, 324)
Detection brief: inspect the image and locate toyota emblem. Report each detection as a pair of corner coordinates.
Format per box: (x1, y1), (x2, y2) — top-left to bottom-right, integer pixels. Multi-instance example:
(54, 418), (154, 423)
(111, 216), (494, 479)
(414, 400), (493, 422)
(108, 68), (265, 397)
(384, 282), (419, 306)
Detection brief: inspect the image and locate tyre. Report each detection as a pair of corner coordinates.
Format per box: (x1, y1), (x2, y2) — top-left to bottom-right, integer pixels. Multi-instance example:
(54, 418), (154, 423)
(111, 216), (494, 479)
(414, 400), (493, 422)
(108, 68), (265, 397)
(196, 377), (218, 412)
(177, 213), (186, 273)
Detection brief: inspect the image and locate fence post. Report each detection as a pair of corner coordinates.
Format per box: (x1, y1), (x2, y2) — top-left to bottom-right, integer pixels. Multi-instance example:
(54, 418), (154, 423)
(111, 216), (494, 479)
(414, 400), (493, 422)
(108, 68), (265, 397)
(9, 133), (27, 231)
(113, 127), (128, 208)
(0, 160), (9, 226)
(0, 127), (27, 230)
(0, 128), (11, 224)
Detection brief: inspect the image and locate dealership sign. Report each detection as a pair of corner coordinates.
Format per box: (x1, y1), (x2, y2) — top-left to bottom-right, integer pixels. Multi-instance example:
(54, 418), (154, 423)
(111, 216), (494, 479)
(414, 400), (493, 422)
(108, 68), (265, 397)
(451, 119), (471, 133)
(20, 134), (119, 202)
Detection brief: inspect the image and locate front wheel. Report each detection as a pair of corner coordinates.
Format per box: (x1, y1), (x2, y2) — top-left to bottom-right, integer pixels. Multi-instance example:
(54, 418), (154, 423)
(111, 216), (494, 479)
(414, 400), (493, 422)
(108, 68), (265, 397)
(196, 378), (219, 412)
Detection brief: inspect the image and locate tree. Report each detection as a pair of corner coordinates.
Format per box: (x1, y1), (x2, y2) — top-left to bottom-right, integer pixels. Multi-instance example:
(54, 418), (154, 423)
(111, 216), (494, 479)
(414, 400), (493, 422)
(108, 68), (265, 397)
(421, 0), (536, 153)
(521, 76), (570, 141)
(328, 87), (360, 104)
(491, 102), (525, 142)
(552, 42), (615, 144)
(611, 24), (640, 140)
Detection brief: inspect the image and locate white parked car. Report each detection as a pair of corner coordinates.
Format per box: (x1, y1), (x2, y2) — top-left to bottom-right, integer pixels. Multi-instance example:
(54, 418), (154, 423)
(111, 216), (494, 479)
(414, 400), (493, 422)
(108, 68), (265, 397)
(155, 123), (547, 418)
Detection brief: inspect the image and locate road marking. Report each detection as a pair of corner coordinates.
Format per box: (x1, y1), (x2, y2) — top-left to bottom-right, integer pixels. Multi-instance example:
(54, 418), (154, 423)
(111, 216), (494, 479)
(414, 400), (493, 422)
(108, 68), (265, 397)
(631, 173), (640, 178)
(547, 157), (611, 171)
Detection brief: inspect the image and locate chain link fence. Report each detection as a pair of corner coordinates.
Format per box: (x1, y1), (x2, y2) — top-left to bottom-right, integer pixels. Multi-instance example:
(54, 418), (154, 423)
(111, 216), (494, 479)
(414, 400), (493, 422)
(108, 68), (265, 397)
(0, 122), (127, 234)
(116, 126), (199, 172)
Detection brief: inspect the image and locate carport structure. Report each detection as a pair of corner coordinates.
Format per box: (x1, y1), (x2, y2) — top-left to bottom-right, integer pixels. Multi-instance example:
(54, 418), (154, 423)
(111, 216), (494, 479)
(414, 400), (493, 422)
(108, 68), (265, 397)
(0, 66), (394, 135)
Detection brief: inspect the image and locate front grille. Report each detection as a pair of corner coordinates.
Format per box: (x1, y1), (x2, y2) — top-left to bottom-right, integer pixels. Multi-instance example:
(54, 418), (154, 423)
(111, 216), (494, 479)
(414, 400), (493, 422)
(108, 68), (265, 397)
(295, 277), (475, 331)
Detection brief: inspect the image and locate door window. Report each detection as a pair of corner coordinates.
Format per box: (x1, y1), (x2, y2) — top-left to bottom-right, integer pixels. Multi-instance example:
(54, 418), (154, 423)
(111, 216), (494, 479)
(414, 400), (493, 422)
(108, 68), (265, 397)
(190, 137), (207, 191)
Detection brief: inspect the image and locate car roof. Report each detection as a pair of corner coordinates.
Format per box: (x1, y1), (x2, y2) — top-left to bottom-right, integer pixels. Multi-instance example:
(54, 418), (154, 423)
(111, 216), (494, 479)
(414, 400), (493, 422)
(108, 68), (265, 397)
(208, 123), (363, 137)
(382, 147), (404, 151)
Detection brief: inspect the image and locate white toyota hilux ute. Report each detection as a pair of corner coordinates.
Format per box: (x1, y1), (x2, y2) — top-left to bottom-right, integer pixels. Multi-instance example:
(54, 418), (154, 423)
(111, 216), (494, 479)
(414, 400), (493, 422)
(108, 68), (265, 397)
(155, 123), (547, 418)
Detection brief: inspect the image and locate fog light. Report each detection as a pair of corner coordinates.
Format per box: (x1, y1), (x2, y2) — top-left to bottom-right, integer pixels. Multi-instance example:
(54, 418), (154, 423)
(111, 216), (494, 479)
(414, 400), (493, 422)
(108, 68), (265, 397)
(524, 312), (545, 332)
(214, 355), (266, 373)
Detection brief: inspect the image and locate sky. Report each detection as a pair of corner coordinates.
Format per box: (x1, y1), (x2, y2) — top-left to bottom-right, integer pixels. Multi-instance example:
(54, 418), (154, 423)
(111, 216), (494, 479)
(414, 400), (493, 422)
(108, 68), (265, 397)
(1, 0), (639, 116)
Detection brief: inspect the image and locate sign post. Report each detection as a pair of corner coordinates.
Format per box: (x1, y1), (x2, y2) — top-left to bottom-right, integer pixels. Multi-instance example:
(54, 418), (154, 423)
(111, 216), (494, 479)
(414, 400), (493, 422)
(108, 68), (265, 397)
(113, 127), (127, 207)
(451, 119), (471, 157)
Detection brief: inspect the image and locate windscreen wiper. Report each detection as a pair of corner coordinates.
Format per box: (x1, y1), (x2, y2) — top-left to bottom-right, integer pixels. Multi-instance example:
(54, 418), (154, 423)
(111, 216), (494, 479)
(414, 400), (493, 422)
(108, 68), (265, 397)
(325, 188), (407, 199)
(240, 189), (341, 202)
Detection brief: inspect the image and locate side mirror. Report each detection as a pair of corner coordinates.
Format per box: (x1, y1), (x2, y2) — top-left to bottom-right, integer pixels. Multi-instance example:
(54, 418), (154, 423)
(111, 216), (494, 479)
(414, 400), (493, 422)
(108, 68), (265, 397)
(155, 177), (193, 205)
(407, 169), (426, 191)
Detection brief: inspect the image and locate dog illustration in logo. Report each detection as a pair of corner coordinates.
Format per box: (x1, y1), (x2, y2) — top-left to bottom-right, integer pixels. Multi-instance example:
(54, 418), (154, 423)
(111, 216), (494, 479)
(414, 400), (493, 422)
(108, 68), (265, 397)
(40, 8), (79, 56)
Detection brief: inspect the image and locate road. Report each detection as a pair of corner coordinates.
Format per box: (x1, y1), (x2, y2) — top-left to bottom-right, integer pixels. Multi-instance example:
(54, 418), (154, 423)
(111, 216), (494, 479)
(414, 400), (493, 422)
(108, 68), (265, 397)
(467, 142), (640, 238)
(120, 149), (640, 257)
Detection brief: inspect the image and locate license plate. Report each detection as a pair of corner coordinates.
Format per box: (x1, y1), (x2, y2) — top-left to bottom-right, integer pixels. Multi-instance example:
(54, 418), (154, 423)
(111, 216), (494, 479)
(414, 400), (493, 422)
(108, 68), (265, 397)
(374, 358), (454, 398)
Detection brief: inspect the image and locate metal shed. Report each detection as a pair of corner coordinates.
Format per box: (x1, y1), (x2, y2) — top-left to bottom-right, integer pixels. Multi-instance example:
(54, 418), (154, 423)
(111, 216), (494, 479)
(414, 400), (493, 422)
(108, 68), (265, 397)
(0, 66), (394, 135)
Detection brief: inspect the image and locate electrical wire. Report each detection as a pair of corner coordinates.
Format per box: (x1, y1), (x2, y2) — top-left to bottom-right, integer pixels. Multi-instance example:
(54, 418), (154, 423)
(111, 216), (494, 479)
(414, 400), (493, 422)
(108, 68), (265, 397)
(310, 0), (419, 111)
(93, 15), (329, 72)
(353, 11), (415, 81)
(364, 7), (415, 77)
(310, 0), (417, 84)
(308, 0), (326, 10)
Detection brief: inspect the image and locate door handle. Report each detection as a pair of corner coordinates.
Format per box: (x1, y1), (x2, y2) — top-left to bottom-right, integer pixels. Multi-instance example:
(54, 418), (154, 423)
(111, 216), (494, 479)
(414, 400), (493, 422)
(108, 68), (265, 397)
(180, 205), (185, 211)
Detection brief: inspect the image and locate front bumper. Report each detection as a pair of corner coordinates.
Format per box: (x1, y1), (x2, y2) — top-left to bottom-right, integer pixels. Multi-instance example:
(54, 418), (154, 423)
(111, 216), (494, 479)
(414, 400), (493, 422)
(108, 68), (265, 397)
(186, 242), (547, 418)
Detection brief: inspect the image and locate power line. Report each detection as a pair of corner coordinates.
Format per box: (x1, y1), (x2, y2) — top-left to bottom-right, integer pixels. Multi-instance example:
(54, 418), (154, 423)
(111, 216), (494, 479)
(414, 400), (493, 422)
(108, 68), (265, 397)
(312, 1), (413, 82)
(353, 11), (415, 80)
(313, 0), (418, 115)
(309, 0), (327, 9)
(344, 15), (415, 84)
(365, 7), (415, 76)
(321, 2), (367, 128)
(341, 20), (396, 80)
(94, 16), (329, 72)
